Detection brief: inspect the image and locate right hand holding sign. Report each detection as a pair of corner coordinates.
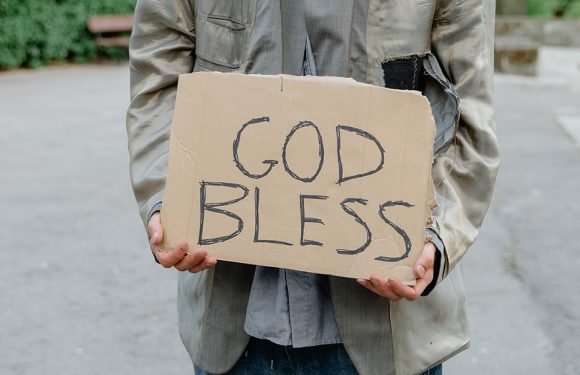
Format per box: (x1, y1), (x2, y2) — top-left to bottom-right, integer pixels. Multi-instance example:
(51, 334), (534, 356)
(147, 212), (217, 273)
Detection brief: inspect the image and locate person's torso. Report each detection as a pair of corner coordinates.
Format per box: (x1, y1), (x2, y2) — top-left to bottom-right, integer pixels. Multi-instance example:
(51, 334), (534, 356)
(191, 0), (437, 85)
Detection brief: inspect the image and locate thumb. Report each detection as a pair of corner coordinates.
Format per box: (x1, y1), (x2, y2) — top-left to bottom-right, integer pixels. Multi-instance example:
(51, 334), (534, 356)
(147, 212), (164, 246)
(414, 242), (435, 279)
(415, 264), (426, 279)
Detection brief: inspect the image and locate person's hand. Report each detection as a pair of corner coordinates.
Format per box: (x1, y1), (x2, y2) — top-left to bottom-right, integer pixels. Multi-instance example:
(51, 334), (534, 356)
(147, 212), (217, 273)
(357, 242), (436, 301)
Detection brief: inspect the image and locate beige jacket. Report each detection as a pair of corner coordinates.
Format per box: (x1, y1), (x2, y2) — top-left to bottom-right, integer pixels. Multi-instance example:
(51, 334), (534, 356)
(127, 1), (499, 374)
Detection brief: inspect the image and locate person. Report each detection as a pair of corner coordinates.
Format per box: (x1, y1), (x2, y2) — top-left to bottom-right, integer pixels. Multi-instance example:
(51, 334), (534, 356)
(126, 1), (499, 374)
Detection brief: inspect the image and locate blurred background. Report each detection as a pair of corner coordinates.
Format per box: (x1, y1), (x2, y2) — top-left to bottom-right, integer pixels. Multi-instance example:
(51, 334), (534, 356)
(1, 1), (579, 374)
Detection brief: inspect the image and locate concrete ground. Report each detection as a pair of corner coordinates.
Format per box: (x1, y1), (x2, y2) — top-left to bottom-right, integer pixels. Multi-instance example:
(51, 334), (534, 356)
(446, 47), (580, 375)
(1, 47), (579, 375)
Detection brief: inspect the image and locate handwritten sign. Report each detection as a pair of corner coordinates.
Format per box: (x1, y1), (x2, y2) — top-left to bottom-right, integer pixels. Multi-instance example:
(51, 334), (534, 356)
(160, 73), (436, 283)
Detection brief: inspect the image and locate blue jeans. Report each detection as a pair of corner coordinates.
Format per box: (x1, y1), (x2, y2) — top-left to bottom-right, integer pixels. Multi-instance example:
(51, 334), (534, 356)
(194, 338), (442, 375)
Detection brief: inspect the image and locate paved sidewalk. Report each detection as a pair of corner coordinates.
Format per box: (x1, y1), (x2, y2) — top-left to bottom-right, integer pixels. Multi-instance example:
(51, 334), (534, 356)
(1, 56), (579, 374)
(0, 65), (191, 375)
(447, 49), (580, 375)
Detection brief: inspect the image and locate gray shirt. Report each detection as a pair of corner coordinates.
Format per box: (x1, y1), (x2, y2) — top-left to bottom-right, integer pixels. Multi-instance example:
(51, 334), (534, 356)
(243, 34), (341, 348)
(243, 26), (445, 350)
(244, 267), (342, 348)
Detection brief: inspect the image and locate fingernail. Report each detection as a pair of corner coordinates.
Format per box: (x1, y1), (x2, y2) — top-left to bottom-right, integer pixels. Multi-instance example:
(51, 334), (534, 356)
(150, 232), (158, 244)
(416, 266), (425, 278)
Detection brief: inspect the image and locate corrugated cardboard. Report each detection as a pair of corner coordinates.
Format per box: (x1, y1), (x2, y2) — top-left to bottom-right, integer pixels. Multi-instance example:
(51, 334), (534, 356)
(160, 72), (436, 283)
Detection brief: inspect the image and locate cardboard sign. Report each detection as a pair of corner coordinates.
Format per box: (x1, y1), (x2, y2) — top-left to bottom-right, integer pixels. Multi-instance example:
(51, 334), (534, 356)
(160, 72), (436, 283)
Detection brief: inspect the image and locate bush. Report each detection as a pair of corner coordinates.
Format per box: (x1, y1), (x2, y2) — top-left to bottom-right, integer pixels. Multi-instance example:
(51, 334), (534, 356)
(0, 0), (136, 69)
(526, 0), (580, 18)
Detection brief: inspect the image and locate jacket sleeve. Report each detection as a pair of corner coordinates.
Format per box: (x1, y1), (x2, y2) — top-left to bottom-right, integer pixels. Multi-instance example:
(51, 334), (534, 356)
(126, 0), (195, 227)
(429, 0), (499, 276)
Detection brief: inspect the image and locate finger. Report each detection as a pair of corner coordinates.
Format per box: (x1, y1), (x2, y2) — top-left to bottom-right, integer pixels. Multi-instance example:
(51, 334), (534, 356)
(154, 242), (188, 268)
(411, 267), (434, 296)
(174, 249), (209, 271)
(188, 257), (218, 273)
(357, 277), (401, 301)
(414, 242), (436, 279)
(388, 277), (420, 301)
(147, 213), (164, 246)
(369, 275), (402, 301)
(357, 279), (385, 297)
(415, 264), (426, 279)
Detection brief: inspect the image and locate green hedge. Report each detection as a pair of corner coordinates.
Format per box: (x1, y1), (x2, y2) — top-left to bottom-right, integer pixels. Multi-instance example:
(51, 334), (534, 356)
(0, 0), (136, 69)
(527, 0), (580, 18)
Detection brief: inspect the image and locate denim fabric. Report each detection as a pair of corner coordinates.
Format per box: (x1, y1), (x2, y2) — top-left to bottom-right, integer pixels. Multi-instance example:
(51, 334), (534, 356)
(194, 338), (356, 375)
(194, 338), (442, 375)
(422, 363), (443, 375)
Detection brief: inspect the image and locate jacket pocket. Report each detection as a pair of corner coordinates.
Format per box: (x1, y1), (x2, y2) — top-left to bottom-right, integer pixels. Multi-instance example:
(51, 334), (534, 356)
(422, 54), (460, 154)
(194, 14), (247, 72)
(382, 54), (426, 91)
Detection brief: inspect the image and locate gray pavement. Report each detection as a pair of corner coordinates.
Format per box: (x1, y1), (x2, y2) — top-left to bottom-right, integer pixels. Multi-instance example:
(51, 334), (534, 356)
(446, 47), (580, 375)
(1, 52), (579, 374)
(0, 65), (191, 375)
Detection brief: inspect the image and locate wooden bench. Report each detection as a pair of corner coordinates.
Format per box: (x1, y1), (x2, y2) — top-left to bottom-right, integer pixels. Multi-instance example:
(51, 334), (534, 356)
(87, 15), (133, 47)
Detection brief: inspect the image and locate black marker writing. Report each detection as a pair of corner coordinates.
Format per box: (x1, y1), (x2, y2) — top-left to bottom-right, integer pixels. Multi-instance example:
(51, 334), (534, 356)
(198, 181), (249, 245)
(233, 117), (278, 179)
(336, 125), (385, 184)
(374, 200), (414, 262)
(282, 121), (324, 183)
(299, 194), (328, 246)
(254, 187), (292, 246)
(336, 198), (372, 255)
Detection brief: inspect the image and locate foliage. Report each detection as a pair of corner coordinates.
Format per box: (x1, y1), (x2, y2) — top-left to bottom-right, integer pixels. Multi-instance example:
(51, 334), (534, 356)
(526, 0), (580, 18)
(0, 0), (136, 69)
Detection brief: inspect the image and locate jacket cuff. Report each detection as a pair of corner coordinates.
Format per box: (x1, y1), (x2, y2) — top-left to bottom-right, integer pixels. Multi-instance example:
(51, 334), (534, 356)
(139, 190), (164, 227)
(426, 228), (447, 280)
(147, 202), (163, 264)
(148, 202), (163, 224)
(421, 229), (446, 296)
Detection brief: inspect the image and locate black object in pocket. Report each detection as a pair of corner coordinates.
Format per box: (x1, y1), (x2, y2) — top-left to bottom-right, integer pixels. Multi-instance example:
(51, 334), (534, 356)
(382, 54), (460, 154)
(381, 55), (426, 91)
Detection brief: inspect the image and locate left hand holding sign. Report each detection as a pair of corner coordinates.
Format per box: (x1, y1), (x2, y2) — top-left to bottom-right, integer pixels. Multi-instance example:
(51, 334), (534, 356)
(148, 212), (218, 273)
(357, 242), (436, 301)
